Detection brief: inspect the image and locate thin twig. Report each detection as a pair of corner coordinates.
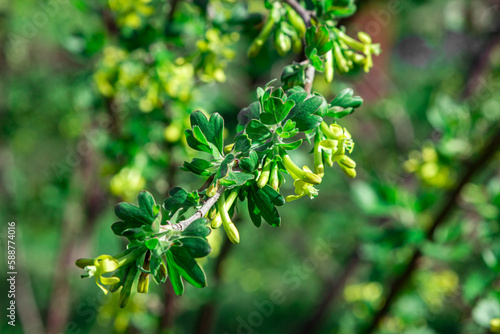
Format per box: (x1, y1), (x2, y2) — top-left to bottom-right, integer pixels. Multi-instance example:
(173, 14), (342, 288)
(364, 128), (500, 333)
(304, 65), (316, 95)
(161, 186), (225, 232)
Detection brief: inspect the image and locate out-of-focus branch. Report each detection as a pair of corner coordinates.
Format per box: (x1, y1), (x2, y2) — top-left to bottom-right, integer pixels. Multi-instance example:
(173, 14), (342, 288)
(364, 127), (500, 333)
(298, 249), (361, 334)
(47, 138), (107, 334)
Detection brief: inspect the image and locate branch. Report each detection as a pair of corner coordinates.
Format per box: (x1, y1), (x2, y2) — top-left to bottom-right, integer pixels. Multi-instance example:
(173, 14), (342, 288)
(282, 0), (315, 95)
(298, 249), (361, 334)
(304, 65), (316, 95)
(163, 186), (225, 232)
(364, 127), (500, 333)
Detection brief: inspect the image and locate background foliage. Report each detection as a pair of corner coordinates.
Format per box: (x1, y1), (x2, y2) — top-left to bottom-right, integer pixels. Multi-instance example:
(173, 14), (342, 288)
(1, 0), (500, 333)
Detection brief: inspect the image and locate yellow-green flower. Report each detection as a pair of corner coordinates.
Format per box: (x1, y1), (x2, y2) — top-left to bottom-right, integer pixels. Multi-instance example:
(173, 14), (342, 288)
(286, 166), (319, 202)
(76, 255), (120, 294)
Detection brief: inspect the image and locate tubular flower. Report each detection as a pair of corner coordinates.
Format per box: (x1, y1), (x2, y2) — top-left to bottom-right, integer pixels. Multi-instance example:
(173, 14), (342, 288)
(282, 154), (322, 185)
(76, 249), (139, 294)
(76, 255), (120, 294)
(285, 166), (319, 202)
(320, 122), (357, 178)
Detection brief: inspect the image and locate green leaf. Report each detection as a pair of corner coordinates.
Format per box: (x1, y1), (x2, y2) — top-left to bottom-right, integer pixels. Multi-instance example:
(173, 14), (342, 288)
(115, 202), (154, 226)
(111, 220), (143, 236)
(305, 25), (333, 57)
(222, 171), (255, 188)
(119, 264), (138, 307)
(145, 238), (159, 250)
(246, 119), (272, 142)
(259, 184), (285, 206)
(181, 158), (213, 176)
(330, 88), (363, 109)
(163, 187), (200, 219)
(177, 237), (212, 258)
(190, 110), (224, 154)
(137, 191), (156, 221)
(247, 196), (262, 227)
(169, 247), (207, 288)
(249, 184), (281, 227)
(308, 48), (325, 72)
(166, 253), (184, 295)
(234, 134), (252, 153)
(185, 129), (212, 154)
(182, 218), (212, 238)
(240, 150), (259, 172)
(277, 119), (299, 138)
(285, 91), (324, 131)
(150, 255), (166, 284)
(217, 153), (235, 179)
(237, 102), (261, 132)
(278, 139), (303, 151)
(281, 64), (306, 90)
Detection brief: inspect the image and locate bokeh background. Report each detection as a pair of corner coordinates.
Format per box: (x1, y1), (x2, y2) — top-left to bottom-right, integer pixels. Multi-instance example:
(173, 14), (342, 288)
(1, 0), (500, 333)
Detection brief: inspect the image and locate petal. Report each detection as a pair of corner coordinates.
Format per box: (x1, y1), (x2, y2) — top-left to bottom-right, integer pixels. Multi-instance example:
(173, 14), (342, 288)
(97, 256), (120, 273)
(95, 277), (109, 295)
(100, 276), (121, 286)
(286, 194), (304, 202)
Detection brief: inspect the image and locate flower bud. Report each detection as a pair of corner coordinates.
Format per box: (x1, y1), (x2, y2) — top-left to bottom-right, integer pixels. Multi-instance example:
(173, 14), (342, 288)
(302, 172), (323, 185)
(269, 161), (280, 190)
(217, 194), (240, 244)
(247, 14), (276, 58)
(257, 156), (272, 188)
(207, 206), (217, 220)
(223, 143), (234, 154)
(339, 156), (356, 169)
(137, 273), (149, 294)
(491, 318), (500, 333)
(324, 49), (334, 83)
(314, 136), (325, 177)
(333, 42), (349, 74)
(284, 4), (306, 38)
(206, 182), (218, 197)
(292, 35), (302, 54)
(358, 32), (372, 44)
(274, 29), (291, 56)
(339, 163), (356, 178)
(212, 190), (239, 229)
(282, 154), (322, 185)
(247, 39), (264, 58)
(223, 220), (240, 244)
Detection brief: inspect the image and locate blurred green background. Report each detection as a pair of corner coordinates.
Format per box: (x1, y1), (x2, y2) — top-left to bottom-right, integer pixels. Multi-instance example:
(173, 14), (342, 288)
(1, 0), (500, 333)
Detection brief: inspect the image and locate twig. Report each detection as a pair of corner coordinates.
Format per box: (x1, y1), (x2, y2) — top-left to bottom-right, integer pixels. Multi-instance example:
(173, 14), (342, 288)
(160, 185), (225, 233)
(282, 0), (315, 95)
(304, 65), (316, 95)
(364, 127), (500, 333)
